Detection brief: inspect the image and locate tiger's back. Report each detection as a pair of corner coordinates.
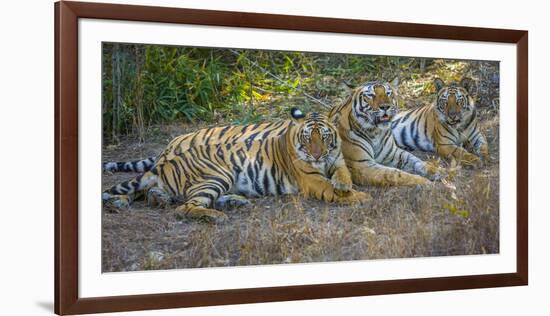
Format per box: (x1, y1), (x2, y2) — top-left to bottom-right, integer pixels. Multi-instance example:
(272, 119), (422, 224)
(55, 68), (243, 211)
(156, 120), (291, 167)
(102, 121), (291, 173)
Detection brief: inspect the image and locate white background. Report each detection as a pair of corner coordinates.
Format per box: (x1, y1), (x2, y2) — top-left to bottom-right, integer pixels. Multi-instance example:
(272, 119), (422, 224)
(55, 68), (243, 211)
(0, 0), (546, 315)
(79, 18), (517, 298)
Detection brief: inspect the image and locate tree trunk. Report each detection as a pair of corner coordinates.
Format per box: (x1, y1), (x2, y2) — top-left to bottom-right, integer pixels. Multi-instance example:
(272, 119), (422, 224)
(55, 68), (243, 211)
(111, 43), (122, 144)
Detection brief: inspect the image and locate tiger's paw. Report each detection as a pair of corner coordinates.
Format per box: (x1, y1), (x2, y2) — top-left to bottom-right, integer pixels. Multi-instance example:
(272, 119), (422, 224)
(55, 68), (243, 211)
(146, 187), (172, 208)
(425, 161), (443, 181)
(482, 153), (490, 164)
(480, 144), (490, 164)
(331, 169), (353, 193)
(215, 194), (251, 209)
(460, 153), (483, 169)
(102, 193), (130, 212)
(480, 151), (490, 167)
(337, 190), (371, 204)
(176, 206), (229, 224)
(403, 174), (431, 186)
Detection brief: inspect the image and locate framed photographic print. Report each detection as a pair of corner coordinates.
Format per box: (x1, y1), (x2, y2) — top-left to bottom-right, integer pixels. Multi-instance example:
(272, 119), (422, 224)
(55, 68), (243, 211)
(55, 1), (528, 315)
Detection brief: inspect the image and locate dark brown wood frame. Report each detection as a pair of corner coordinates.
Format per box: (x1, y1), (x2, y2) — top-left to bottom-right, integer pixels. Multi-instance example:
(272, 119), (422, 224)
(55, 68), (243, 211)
(54, 1), (528, 314)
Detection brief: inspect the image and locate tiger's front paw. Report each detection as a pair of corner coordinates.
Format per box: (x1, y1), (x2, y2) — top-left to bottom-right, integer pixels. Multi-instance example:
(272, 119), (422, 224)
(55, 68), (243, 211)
(337, 190), (371, 204)
(425, 161), (442, 181)
(460, 153), (483, 169)
(147, 187), (172, 208)
(176, 206), (229, 224)
(331, 168), (353, 193)
(479, 147), (490, 165)
(215, 194), (251, 209)
(482, 153), (490, 164)
(102, 193), (130, 212)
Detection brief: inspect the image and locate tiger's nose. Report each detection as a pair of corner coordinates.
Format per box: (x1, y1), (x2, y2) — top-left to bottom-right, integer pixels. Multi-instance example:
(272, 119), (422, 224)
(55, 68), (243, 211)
(310, 142), (322, 160)
(312, 150), (322, 160)
(379, 104), (391, 111)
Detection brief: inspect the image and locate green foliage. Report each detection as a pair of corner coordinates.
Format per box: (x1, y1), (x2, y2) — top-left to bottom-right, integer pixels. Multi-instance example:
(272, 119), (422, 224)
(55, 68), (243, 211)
(102, 43), (409, 143)
(142, 47), (214, 122)
(102, 44), (497, 144)
(102, 44), (322, 143)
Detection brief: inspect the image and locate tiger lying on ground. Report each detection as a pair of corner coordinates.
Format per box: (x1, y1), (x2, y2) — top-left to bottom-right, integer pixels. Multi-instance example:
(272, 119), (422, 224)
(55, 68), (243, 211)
(391, 78), (489, 167)
(327, 79), (440, 186)
(103, 109), (370, 222)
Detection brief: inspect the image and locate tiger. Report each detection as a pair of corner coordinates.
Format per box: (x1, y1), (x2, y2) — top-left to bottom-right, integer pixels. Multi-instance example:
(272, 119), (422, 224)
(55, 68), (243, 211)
(102, 109), (370, 222)
(327, 79), (440, 186)
(391, 78), (489, 167)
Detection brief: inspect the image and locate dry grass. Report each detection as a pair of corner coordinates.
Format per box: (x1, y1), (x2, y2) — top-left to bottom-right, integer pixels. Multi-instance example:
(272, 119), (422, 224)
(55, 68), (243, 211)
(101, 113), (499, 272)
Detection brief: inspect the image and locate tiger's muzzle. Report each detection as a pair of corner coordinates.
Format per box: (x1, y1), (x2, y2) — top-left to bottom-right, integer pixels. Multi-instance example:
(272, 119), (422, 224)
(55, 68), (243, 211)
(446, 112), (462, 125)
(375, 104), (394, 125)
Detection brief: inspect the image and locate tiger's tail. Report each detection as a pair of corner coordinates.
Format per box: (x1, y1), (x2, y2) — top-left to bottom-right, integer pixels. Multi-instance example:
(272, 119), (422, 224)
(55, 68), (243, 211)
(103, 157), (156, 173)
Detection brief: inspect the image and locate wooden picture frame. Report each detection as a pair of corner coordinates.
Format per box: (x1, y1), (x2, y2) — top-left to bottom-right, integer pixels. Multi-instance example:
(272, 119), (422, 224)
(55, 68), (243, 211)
(55, 1), (528, 314)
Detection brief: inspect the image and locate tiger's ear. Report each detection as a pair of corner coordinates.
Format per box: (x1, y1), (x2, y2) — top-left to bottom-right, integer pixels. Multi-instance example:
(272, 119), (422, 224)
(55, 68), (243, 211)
(290, 107), (306, 123)
(330, 112), (341, 129)
(390, 76), (400, 88)
(459, 77), (476, 95)
(433, 78), (445, 92)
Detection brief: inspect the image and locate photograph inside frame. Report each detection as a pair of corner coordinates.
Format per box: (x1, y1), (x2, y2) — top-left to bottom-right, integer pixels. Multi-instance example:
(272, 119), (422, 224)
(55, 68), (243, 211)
(101, 42), (500, 272)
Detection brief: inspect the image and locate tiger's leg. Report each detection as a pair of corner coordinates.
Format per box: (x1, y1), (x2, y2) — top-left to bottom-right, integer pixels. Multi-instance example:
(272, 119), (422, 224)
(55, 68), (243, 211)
(214, 194), (250, 210)
(103, 170), (158, 199)
(102, 170), (157, 211)
(328, 152), (353, 193)
(478, 142), (489, 162)
(146, 187), (172, 208)
(300, 152), (370, 203)
(176, 201), (229, 223)
(102, 193), (132, 211)
(467, 129), (490, 163)
(175, 179), (232, 223)
(381, 146), (441, 181)
(436, 143), (482, 168)
(299, 172), (371, 204)
(335, 189), (372, 204)
(347, 160), (430, 186)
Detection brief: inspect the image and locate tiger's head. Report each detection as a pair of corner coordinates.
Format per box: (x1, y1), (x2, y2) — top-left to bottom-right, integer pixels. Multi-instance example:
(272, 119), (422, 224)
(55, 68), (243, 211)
(433, 78), (476, 126)
(290, 108), (341, 166)
(349, 79), (400, 131)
